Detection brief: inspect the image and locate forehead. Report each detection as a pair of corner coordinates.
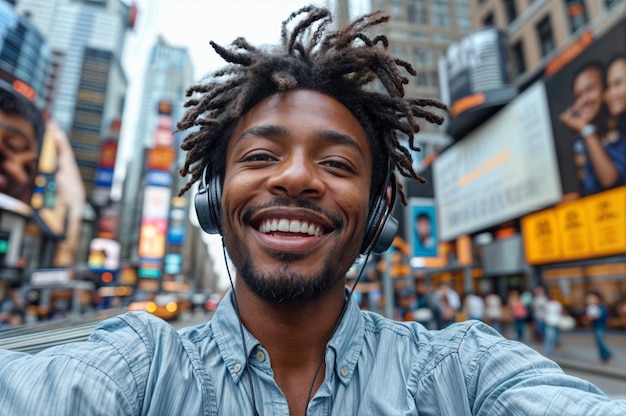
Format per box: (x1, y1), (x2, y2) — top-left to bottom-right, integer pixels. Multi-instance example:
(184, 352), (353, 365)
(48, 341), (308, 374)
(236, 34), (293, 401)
(608, 60), (626, 75)
(228, 89), (371, 154)
(575, 68), (602, 86)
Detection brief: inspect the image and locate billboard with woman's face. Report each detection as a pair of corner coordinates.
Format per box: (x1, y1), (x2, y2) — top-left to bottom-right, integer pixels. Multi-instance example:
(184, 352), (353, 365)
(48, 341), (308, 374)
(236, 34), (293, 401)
(0, 82), (43, 207)
(544, 20), (626, 197)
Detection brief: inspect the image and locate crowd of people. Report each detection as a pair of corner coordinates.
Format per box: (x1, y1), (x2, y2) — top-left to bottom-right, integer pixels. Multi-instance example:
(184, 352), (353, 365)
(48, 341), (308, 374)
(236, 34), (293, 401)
(389, 280), (624, 365)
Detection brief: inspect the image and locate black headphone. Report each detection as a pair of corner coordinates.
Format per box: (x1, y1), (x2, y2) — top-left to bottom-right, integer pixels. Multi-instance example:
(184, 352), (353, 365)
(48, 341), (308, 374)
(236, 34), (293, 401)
(194, 161), (398, 254)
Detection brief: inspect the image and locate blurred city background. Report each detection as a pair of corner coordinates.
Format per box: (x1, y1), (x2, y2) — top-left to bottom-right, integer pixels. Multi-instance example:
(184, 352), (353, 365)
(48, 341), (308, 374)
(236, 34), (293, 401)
(0, 0), (625, 396)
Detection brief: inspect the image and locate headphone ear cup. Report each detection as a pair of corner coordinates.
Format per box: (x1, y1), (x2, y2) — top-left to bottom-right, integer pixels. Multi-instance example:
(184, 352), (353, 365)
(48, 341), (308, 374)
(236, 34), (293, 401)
(360, 171), (398, 254)
(360, 195), (387, 254)
(194, 171), (223, 234)
(372, 214), (398, 254)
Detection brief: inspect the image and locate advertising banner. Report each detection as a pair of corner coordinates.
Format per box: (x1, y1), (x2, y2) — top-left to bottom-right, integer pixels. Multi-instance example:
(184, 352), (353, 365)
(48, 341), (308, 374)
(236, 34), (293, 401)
(521, 186), (626, 264)
(406, 198), (438, 258)
(87, 238), (121, 272)
(434, 82), (562, 241)
(544, 21), (626, 197)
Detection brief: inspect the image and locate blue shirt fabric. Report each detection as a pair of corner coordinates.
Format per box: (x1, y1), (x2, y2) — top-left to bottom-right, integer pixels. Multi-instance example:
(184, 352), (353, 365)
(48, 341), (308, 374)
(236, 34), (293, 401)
(1, 291), (626, 415)
(574, 131), (626, 195)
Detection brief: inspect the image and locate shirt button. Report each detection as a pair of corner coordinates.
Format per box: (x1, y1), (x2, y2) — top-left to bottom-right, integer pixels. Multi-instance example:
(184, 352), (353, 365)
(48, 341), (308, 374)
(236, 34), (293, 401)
(340, 367), (349, 377)
(256, 351), (266, 362)
(234, 363), (242, 373)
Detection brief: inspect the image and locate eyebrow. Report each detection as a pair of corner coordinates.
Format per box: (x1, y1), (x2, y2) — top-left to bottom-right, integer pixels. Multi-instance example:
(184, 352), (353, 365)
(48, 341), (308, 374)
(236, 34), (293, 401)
(0, 121), (34, 145)
(236, 124), (366, 158)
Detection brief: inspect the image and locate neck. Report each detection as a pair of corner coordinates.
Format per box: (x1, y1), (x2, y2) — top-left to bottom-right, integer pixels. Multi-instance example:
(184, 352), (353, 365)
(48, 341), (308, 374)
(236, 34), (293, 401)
(234, 281), (347, 367)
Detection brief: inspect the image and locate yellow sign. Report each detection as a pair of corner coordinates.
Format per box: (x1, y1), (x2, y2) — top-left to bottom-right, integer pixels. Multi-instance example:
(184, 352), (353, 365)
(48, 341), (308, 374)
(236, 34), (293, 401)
(555, 202), (591, 259)
(521, 210), (561, 264)
(522, 186), (626, 264)
(585, 187), (626, 256)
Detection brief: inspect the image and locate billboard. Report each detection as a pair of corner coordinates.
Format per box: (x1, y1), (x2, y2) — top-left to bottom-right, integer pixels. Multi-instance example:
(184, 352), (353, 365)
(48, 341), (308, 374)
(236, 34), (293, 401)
(0, 84), (43, 206)
(434, 82), (562, 241)
(407, 198), (438, 258)
(544, 21), (626, 198)
(522, 186), (626, 264)
(87, 238), (121, 272)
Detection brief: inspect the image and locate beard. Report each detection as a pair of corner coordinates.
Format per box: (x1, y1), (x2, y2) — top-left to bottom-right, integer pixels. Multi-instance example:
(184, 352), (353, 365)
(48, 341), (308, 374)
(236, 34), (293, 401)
(236, 249), (340, 305)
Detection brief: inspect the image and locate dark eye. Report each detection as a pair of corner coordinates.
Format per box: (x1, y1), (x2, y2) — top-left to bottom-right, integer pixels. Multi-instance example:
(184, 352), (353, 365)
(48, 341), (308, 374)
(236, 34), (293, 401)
(322, 159), (356, 173)
(242, 152), (276, 163)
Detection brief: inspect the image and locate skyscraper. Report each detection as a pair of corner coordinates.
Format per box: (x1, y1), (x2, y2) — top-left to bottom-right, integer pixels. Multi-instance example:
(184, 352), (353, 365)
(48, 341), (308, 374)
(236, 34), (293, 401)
(13, 0), (136, 199)
(119, 37), (193, 264)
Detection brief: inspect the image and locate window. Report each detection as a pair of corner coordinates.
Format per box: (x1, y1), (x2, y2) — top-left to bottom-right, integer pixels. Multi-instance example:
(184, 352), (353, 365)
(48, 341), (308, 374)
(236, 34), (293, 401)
(391, 0), (405, 21)
(536, 16), (554, 57)
(456, 0), (472, 31)
(504, 0), (517, 23)
(483, 12), (495, 27)
(511, 40), (526, 75)
(566, 0), (588, 33)
(416, 73), (429, 86)
(413, 47), (433, 67)
(432, 0), (451, 27)
(408, 0), (428, 24)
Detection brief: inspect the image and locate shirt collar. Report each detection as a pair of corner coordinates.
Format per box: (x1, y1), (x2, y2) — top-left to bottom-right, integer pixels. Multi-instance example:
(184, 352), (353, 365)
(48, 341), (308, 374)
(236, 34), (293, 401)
(210, 288), (365, 385)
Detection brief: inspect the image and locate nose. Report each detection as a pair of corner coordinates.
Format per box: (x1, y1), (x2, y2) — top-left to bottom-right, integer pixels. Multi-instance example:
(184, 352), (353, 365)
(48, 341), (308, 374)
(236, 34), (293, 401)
(266, 152), (325, 198)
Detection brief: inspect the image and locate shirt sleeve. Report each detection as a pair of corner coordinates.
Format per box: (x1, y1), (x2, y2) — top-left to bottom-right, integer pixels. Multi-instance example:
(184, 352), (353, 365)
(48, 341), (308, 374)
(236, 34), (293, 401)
(0, 313), (156, 416)
(462, 323), (626, 416)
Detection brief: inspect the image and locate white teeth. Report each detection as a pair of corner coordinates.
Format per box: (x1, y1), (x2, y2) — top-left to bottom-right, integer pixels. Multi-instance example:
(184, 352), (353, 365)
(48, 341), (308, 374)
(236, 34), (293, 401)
(278, 219), (290, 232)
(259, 219), (323, 236)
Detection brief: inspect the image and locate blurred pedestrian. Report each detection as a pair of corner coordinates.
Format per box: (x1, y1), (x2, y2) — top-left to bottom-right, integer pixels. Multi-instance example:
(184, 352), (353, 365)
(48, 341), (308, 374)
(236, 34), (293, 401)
(463, 291), (485, 322)
(395, 287), (417, 322)
(532, 286), (548, 342)
(485, 292), (504, 333)
(508, 290), (528, 342)
(435, 281), (460, 329)
(585, 291), (613, 364)
(544, 294), (563, 356)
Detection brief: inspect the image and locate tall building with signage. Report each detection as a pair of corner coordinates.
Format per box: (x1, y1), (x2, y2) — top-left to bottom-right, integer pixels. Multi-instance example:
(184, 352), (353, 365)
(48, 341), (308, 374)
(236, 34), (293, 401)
(425, 0), (626, 321)
(118, 38), (193, 285)
(12, 0), (136, 199)
(332, 0), (470, 168)
(0, 0), (50, 104)
(0, 1), (50, 286)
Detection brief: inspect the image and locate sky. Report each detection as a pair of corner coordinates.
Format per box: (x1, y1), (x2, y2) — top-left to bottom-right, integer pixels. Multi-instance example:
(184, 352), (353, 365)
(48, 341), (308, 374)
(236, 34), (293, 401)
(119, 1), (329, 288)
(118, 0), (328, 179)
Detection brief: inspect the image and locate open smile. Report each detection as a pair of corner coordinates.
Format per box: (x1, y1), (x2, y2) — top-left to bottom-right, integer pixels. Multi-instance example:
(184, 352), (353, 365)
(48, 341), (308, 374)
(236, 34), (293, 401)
(248, 208), (337, 253)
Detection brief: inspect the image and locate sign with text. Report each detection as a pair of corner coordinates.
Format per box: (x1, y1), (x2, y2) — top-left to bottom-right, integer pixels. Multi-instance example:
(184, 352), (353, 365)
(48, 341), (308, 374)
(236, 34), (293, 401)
(585, 187), (626, 255)
(522, 186), (626, 264)
(434, 82), (562, 240)
(521, 210), (562, 265)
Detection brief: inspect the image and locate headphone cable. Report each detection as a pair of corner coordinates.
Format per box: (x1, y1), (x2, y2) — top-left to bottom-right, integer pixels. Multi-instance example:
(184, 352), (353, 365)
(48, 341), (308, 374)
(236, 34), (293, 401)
(222, 238), (260, 416)
(302, 249), (372, 416)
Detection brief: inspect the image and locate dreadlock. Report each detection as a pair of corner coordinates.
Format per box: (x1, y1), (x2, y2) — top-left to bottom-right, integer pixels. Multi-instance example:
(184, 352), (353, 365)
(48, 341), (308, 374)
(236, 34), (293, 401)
(177, 5), (447, 204)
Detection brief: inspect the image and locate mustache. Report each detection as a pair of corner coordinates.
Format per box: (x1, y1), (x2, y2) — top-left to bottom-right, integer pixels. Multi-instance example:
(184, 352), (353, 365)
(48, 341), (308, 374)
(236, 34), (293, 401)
(242, 196), (343, 230)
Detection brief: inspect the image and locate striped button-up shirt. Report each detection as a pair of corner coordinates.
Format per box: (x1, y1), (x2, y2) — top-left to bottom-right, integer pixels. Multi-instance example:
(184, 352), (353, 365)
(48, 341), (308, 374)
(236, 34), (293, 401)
(1, 291), (625, 415)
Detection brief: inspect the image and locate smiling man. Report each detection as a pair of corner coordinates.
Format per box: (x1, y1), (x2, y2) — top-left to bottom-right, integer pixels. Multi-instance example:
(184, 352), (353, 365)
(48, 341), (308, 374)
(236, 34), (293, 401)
(2, 5), (626, 416)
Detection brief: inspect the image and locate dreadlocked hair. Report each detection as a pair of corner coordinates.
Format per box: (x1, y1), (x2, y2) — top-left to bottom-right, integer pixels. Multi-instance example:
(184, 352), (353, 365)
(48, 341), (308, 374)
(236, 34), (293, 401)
(177, 5), (447, 204)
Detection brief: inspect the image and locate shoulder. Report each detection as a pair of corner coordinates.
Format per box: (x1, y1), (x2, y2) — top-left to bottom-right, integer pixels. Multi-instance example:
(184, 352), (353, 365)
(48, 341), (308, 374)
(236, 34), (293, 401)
(360, 312), (503, 366)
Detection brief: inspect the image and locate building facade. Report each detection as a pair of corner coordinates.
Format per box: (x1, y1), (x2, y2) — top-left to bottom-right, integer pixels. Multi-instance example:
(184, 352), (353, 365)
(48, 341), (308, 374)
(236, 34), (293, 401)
(426, 0), (626, 325)
(13, 0), (135, 199)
